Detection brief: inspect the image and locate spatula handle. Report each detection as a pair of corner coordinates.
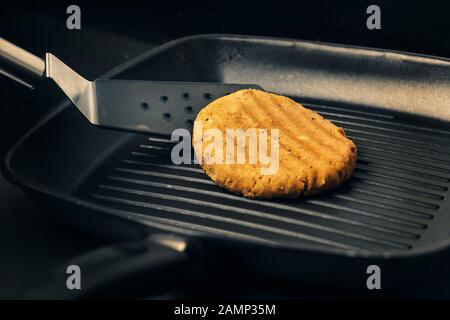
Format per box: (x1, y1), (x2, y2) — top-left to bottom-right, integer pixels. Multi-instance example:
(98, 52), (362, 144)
(0, 37), (45, 88)
(23, 234), (203, 299)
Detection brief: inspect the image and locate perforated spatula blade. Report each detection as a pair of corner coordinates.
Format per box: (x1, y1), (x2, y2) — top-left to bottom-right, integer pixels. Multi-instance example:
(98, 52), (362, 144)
(92, 79), (261, 135)
(0, 38), (262, 136)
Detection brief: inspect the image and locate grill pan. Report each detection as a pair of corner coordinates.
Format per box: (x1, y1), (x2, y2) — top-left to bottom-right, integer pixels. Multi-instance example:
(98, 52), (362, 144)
(3, 34), (450, 298)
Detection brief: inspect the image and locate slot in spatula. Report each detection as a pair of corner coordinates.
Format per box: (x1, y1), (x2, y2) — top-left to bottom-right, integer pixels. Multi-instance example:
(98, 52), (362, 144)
(0, 37), (262, 136)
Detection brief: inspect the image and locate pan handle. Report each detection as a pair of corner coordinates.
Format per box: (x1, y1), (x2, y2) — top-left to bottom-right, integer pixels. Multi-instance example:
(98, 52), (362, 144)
(0, 37), (45, 88)
(24, 234), (203, 299)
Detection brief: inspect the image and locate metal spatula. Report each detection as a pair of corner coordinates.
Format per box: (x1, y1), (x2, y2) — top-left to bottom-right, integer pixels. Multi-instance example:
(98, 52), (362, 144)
(0, 38), (262, 135)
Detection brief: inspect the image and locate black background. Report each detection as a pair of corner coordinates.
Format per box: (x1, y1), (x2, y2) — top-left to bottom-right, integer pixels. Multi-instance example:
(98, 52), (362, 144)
(1, 0), (450, 298)
(3, 0), (450, 157)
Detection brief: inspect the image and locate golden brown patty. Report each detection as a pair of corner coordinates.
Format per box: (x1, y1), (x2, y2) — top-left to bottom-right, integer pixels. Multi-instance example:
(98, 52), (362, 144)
(192, 89), (357, 199)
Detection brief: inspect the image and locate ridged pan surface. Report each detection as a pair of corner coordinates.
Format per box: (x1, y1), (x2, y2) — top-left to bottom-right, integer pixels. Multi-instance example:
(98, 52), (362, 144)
(6, 35), (450, 259)
(77, 98), (450, 255)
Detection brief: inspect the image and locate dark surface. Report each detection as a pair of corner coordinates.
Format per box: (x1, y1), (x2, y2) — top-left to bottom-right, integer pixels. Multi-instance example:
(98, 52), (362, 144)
(6, 34), (450, 298)
(1, 1), (450, 299)
(0, 7), (153, 298)
(7, 36), (450, 300)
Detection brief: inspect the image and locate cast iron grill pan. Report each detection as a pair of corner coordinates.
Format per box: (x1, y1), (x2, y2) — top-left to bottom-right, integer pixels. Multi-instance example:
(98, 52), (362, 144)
(5, 35), (450, 296)
(77, 99), (450, 254)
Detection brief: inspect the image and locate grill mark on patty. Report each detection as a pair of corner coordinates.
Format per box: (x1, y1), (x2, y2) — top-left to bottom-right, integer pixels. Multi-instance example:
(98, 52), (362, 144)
(267, 94), (357, 182)
(234, 100), (304, 184)
(200, 98), (310, 195)
(265, 93), (349, 159)
(193, 89), (357, 198)
(236, 96), (317, 179)
(236, 94), (332, 195)
(245, 91), (333, 169)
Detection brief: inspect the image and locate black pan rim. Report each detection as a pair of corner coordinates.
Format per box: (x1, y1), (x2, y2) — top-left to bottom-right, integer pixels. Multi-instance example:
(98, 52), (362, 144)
(3, 33), (450, 260)
(104, 33), (450, 76)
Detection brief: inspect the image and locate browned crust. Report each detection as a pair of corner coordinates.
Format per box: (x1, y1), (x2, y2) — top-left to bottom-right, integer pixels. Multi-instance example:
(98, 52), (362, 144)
(193, 89), (357, 199)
